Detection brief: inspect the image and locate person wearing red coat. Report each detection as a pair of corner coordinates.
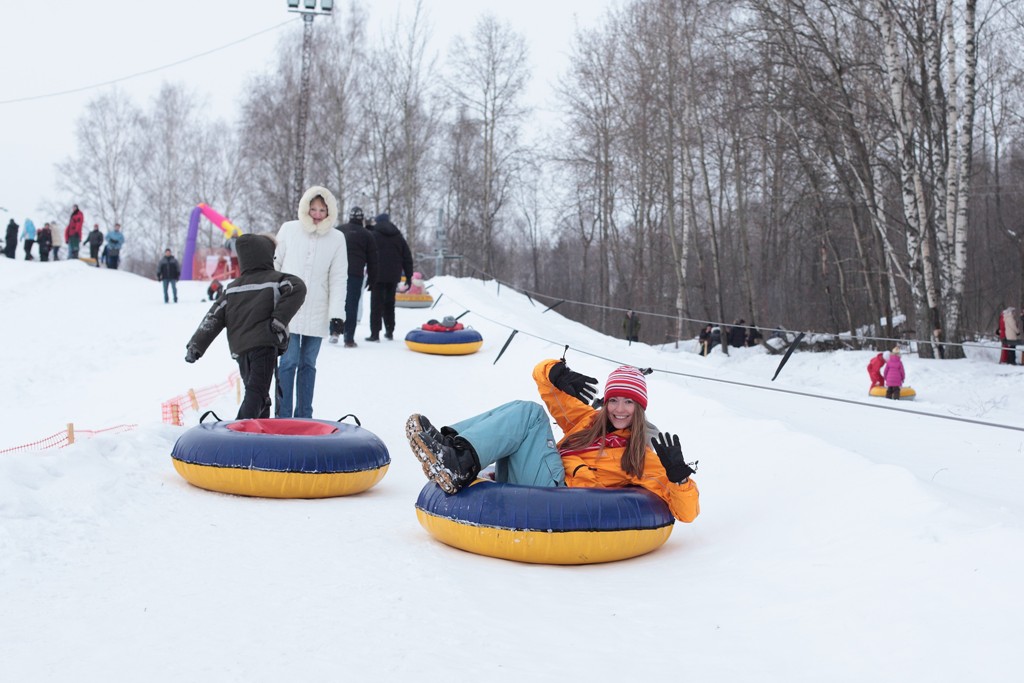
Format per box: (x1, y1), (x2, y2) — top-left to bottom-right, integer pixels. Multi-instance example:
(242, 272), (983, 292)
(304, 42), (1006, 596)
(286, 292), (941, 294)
(998, 307), (1020, 365)
(65, 205), (84, 259)
(867, 352), (885, 389)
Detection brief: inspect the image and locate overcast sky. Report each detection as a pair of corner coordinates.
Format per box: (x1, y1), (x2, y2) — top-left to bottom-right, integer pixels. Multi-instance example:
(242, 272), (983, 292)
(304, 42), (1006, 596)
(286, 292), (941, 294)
(0, 0), (614, 222)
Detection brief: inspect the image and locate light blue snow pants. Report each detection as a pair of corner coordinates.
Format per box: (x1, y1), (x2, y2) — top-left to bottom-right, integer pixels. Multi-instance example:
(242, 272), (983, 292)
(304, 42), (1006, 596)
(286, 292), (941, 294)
(449, 400), (566, 487)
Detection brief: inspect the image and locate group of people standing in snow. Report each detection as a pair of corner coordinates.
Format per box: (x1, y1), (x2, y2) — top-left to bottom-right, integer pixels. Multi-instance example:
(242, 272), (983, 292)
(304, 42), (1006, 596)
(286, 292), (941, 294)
(184, 185), (414, 422)
(696, 319), (764, 356)
(336, 206), (415, 347)
(3, 205), (123, 268)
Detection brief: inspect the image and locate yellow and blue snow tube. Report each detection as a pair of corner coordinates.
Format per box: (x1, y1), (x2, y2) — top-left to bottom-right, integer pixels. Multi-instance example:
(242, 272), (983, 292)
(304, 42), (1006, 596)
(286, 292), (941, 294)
(868, 386), (917, 401)
(405, 328), (483, 356)
(415, 480), (674, 564)
(395, 292), (434, 308)
(171, 418), (390, 498)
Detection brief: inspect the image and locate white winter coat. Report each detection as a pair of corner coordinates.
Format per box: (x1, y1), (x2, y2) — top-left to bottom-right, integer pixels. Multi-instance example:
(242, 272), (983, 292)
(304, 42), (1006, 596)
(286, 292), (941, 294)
(274, 186), (348, 338)
(1003, 308), (1021, 341)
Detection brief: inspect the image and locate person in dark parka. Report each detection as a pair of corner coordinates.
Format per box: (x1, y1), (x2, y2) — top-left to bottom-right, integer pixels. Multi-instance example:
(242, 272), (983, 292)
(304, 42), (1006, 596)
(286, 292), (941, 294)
(728, 319), (747, 348)
(37, 223), (53, 262)
(85, 224), (104, 266)
(366, 213), (414, 341)
(4, 219), (18, 259)
(185, 234), (307, 419)
(336, 207), (379, 347)
(157, 249), (181, 303)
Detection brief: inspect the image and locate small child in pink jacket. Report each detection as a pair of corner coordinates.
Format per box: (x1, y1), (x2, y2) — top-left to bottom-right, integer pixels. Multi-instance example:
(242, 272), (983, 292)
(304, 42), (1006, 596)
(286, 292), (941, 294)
(882, 347), (906, 400)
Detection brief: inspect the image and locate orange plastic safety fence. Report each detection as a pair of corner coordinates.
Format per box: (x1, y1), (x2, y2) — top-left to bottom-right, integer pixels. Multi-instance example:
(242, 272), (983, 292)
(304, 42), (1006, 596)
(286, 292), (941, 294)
(0, 424), (138, 455)
(161, 370), (241, 426)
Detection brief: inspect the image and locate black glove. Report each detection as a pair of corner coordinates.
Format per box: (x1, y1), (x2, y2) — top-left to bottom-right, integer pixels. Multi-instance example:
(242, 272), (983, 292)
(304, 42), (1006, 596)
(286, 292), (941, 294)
(185, 345), (200, 364)
(650, 432), (695, 484)
(270, 319), (289, 345)
(549, 361), (598, 405)
(329, 318), (344, 336)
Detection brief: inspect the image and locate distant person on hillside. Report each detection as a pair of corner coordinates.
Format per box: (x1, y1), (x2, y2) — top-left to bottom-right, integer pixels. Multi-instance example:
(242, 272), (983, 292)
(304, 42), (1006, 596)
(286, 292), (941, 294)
(745, 322), (764, 347)
(50, 218), (64, 260)
(622, 310), (641, 343)
(65, 205), (83, 259)
(998, 307), (1020, 365)
(728, 319), (747, 348)
(867, 352), (885, 389)
(207, 278), (224, 302)
(37, 223), (53, 262)
(157, 249), (181, 303)
(274, 185), (347, 418)
(105, 223), (124, 269)
(883, 347), (906, 400)
(404, 359), (700, 526)
(186, 234), (307, 420)
(20, 217), (36, 260)
(336, 206), (378, 347)
(85, 224), (103, 266)
(366, 212), (413, 342)
(698, 324), (713, 356)
(5, 219), (18, 259)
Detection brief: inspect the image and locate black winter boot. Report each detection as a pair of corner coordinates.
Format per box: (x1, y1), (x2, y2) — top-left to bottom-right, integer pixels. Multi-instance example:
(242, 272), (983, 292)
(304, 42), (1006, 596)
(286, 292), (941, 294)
(405, 414), (480, 494)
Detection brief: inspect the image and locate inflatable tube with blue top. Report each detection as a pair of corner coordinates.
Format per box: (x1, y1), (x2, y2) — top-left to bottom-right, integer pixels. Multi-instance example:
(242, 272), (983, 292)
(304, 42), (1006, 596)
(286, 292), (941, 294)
(415, 479), (674, 564)
(171, 418), (390, 498)
(405, 328), (483, 356)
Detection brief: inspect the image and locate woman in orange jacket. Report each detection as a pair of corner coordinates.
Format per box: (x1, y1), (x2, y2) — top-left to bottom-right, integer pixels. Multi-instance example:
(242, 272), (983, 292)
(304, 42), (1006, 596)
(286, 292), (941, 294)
(406, 358), (699, 522)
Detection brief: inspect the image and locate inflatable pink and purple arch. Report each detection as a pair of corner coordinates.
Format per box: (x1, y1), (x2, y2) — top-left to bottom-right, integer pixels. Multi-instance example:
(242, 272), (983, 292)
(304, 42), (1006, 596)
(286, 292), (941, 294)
(181, 204), (243, 280)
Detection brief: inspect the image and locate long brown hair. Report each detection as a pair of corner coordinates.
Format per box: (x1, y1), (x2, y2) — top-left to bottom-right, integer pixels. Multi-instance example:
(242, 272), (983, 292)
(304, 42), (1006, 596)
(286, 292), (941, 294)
(558, 403), (649, 478)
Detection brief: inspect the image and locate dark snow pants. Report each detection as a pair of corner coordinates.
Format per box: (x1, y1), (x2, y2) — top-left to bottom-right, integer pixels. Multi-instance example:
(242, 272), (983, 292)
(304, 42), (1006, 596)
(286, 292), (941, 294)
(368, 282), (398, 337)
(236, 346), (277, 419)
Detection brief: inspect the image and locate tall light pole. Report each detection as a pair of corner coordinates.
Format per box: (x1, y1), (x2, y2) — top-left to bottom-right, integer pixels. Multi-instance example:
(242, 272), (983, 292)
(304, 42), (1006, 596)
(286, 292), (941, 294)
(286, 0), (334, 208)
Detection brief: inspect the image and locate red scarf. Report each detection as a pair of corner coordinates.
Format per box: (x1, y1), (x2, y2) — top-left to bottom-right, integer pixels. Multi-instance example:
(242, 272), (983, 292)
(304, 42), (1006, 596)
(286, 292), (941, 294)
(559, 433), (628, 459)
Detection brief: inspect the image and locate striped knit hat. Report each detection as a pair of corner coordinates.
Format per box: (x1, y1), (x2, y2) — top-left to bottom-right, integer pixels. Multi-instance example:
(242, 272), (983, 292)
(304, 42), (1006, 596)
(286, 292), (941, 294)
(604, 366), (648, 410)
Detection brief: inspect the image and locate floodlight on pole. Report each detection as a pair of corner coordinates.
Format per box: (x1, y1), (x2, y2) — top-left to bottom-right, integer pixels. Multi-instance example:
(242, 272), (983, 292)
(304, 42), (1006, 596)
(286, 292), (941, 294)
(285, 0), (334, 208)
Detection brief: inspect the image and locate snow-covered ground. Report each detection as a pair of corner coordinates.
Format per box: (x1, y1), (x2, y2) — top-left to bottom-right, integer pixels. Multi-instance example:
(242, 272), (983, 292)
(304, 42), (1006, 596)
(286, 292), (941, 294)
(2, 257), (1022, 682)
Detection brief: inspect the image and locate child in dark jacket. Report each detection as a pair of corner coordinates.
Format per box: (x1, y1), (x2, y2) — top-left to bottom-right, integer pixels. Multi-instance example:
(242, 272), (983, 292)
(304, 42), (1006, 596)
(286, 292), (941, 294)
(185, 234), (307, 419)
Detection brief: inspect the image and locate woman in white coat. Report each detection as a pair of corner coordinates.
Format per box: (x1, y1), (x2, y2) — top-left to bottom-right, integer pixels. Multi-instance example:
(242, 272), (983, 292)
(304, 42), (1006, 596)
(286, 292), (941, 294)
(274, 185), (348, 417)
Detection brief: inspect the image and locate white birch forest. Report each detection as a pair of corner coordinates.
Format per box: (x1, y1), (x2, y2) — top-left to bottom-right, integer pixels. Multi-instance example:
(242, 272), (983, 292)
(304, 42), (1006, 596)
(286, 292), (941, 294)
(54, 0), (1024, 357)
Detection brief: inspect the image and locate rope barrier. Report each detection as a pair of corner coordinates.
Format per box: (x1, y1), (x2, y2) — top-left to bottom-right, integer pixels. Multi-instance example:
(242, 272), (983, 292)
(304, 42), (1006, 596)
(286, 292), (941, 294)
(436, 284), (1024, 434)
(454, 258), (994, 353)
(2, 370), (243, 453)
(0, 424), (138, 455)
(161, 370), (241, 425)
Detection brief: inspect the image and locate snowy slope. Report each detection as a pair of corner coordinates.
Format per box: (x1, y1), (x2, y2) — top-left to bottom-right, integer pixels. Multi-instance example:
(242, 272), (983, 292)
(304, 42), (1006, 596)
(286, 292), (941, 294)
(1, 258), (1022, 682)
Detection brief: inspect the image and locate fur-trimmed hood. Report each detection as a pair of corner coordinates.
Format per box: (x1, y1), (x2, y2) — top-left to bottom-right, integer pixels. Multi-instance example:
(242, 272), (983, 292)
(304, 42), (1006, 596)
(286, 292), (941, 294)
(297, 185), (339, 236)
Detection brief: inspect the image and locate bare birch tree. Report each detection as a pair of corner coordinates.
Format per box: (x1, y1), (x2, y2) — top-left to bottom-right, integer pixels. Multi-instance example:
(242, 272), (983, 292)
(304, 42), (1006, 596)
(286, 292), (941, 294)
(445, 15), (530, 273)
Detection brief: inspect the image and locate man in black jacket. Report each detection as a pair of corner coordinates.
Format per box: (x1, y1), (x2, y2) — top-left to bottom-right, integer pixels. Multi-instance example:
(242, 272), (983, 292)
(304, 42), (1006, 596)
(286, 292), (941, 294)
(336, 207), (379, 347)
(5, 219), (19, 259)
(185, 234), (307, 419)
(85, 224), (104, 266)
(366, 213), (414, 341)
(157, 249), (181, 303)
